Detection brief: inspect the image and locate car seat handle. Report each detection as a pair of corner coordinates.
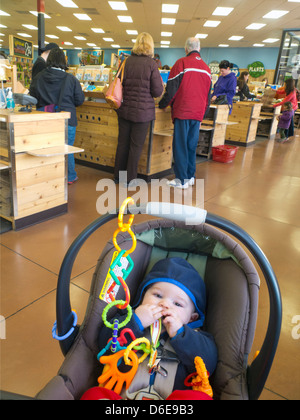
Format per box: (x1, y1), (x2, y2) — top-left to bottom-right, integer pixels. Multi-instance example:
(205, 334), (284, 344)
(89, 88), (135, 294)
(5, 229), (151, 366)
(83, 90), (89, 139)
(143, 202), (207, 225)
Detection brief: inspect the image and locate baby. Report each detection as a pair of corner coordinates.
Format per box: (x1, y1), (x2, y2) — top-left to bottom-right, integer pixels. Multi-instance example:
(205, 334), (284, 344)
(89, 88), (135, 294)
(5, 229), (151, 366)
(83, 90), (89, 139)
(97, 257), (218, 400)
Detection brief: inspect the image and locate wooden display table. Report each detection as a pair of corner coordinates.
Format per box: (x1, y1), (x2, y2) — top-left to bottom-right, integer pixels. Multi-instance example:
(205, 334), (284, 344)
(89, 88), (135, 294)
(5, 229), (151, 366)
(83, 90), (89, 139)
(226, 102), (262, 146)
(0, 110), (83, 230)
(75, 94), (173, 179)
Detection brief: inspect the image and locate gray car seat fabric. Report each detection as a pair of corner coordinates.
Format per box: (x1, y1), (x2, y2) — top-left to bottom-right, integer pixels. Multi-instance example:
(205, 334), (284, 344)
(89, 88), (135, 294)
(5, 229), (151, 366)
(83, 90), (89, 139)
(36, 219), (260, 400)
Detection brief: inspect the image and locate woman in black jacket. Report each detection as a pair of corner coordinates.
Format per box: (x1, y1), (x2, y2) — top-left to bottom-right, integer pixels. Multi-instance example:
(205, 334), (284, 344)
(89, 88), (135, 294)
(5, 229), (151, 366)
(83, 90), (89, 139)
(114, 32), (164, 184)
(29, 48), (85, 184)
(236, 71), (256, 101)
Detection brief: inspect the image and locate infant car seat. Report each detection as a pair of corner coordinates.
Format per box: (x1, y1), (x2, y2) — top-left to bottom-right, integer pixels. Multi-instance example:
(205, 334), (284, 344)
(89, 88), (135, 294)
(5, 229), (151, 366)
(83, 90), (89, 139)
(34, 203), (281, 400)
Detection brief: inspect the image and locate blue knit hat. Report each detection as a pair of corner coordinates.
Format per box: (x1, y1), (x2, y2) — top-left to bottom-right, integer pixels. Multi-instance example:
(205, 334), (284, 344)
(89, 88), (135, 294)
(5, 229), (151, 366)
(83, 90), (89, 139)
(133, 257), (206, 328)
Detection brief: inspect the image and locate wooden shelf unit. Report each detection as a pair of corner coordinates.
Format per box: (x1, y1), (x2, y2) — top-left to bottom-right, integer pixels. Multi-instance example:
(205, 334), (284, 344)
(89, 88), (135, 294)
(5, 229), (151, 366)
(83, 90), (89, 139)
(257, 106), (280, 139)
(226, 102), (263, 147)
(197, 105), (230, 158)
(0, 110), (84, 230)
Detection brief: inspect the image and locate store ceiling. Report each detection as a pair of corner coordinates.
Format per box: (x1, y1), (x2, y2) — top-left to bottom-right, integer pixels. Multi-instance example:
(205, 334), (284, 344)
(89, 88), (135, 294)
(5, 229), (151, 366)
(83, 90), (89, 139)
(0, 0), (300, 51)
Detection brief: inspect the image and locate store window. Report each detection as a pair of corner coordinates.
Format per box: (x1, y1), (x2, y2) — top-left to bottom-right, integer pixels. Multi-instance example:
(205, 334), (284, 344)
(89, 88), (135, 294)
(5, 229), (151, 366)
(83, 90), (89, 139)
(275, 29), (300, 87)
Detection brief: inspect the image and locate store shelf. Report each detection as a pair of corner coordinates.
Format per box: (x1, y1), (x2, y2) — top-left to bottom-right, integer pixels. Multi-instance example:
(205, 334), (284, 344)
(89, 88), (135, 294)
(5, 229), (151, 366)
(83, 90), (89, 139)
(26, 145), (84, 157)
(0, 163), (11, 170)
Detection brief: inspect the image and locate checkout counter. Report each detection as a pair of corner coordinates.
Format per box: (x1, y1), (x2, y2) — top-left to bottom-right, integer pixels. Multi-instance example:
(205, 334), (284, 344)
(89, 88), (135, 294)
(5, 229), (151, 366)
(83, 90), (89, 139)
(74, 92), (232, 175)
(74, 92), (173, 180)
(0, 110), (83, 230)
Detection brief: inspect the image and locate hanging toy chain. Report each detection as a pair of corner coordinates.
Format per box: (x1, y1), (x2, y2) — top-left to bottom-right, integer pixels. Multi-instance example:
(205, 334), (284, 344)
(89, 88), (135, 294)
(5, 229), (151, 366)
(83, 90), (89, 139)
(98, 197), (162, 395)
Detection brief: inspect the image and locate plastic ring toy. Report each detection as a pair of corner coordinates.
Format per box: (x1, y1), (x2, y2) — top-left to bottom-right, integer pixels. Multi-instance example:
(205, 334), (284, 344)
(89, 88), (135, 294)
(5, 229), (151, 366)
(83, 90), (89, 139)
(124, 337), (151, 366)
(184, 372), (202, 388)
(116, 276), (130, 310)
(52, 310), (78, 341)
(112, 227), (137, 257)
(118, 197), (135, 232)
(102, 300), (132, 329)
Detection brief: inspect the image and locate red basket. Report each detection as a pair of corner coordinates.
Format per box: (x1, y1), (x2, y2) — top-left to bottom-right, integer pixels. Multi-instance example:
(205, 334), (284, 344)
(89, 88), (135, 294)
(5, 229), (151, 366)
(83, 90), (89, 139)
(212, 145), (239, 163)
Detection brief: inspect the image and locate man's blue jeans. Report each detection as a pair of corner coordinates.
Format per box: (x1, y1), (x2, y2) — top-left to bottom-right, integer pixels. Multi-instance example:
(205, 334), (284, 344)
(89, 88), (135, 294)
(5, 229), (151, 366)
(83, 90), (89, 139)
(173, 119), (200, 184)
(68, 125), (77, 182)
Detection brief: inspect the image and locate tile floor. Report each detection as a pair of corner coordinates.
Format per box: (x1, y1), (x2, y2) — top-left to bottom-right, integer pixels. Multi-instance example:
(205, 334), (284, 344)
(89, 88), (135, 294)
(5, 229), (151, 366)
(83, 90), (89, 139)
(1, 133), (299, 400)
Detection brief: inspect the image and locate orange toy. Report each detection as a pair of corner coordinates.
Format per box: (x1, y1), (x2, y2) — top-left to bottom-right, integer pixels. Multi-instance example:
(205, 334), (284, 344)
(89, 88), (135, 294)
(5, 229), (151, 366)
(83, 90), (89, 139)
(184, 356), (213, 399)
(98, 349), (139, 395)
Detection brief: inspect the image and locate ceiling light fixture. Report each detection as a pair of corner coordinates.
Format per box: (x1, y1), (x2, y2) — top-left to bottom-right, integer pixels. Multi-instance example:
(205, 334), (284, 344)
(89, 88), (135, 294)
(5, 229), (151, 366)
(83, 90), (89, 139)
(126, 30), (138, 35)
(17, 33), (32, 38)
(103, 37), (114, 41)
(30, 11), (51, 18)
(263, 38), (280, 43)
(108, 2), (127, 10)
(263, 10), (289, 19)
(219, 44), (229, 47)
(73, 13), (91, 20)
(229, 36), (244, 41)
(212, 7), (234, 16)
(246, 23), (266, 30)
(162, 18), (176, 25)
(0, 10), (10, 16)
(74, 36), (86, 40)
(204, 20), (221, 27)
(161, 32), (172, 37)
(91, 28), (105, 33)
(56, 0), (78, 7)
(195, 34), (208, 39)
(57, 26), (72, 31)
(162, 4), (179, 13)
(46, 35), (59, 39)
(22, 24), (38, 30)
(253, 44), (265, 47)
(118, 16), (133, 22)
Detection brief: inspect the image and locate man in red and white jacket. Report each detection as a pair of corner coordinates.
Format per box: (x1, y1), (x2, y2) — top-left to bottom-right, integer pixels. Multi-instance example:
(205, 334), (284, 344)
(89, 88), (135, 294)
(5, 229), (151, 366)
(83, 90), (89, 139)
(159, 38), (212, 189)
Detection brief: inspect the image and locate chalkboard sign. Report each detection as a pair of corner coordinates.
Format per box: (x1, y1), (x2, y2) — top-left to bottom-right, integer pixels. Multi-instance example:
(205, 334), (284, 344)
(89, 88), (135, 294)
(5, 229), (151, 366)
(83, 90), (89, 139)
(9, 35), (33, 60)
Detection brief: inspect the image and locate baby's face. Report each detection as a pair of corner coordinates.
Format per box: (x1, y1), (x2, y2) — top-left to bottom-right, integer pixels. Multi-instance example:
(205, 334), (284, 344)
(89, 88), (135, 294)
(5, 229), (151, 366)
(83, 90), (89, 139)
(142, 282), (198, 326)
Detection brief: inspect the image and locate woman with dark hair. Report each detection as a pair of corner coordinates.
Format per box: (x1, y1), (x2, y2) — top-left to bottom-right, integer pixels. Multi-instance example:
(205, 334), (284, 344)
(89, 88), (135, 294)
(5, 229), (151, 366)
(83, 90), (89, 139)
(30, 48), (85, 184)
(211, 60), (237, 112)
(236, 71), (256, 101)
(273, 78), (298, 139)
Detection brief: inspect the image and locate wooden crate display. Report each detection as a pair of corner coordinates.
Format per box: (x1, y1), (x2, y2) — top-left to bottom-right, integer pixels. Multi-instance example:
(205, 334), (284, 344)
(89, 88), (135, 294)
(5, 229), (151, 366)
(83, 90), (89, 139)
(226, 102), (262, 146)
(257, 106), (280, 139)
(197, 105), (230, 158)
(75, 102), (173, 176)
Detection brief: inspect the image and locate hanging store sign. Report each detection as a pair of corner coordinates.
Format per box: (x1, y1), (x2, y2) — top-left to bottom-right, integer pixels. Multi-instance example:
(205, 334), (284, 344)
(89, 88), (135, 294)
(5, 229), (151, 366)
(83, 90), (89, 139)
(231, 63), (240, 77)
(247, 61), (266, 78)
(9, 35), (33, 60)
(209, 61), (220, 75)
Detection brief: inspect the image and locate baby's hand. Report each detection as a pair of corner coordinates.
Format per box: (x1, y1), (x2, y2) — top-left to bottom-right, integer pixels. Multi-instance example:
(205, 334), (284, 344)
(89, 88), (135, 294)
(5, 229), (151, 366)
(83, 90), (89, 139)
(135, 304), (163, 329)
(161, 309), (183, 338)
